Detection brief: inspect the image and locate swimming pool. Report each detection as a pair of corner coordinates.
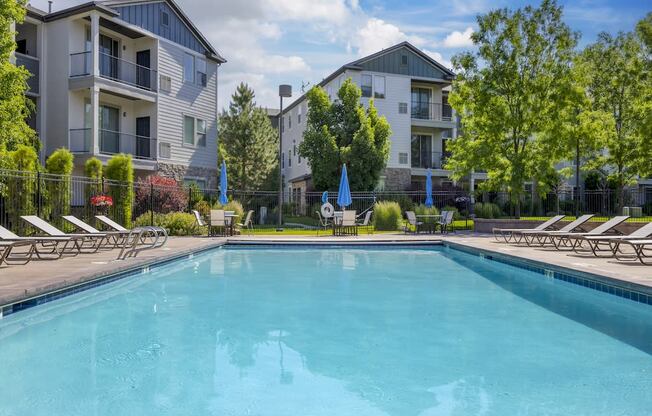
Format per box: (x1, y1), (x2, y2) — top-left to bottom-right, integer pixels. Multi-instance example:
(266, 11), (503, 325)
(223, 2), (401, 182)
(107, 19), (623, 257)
(0, 245), (650, 415)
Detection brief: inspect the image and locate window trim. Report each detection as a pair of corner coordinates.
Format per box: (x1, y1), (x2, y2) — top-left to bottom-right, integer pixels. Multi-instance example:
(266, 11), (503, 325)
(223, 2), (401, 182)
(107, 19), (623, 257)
(361, 74), (372, 98)
(196, 58), (207, 87)
(182, 114), (207, 148)
(159, 142), (171, 159)
(160, 9), (170, 27)
(374, 75), (386, 99)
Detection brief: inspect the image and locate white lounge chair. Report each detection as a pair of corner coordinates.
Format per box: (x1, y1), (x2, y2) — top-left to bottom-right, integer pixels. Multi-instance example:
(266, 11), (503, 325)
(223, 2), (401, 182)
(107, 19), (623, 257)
(493, 215), (565, 243)
(237, 210), (254, 235)
(404, 211), (425, 234)
(0, 240), (37, 265)
(63, 215), (157, 249)
(209, 210), (228, 236)
(0, 224), (73, 259)
(356, 211), (373, 234)
(21, 215), (107, 254)
(580, 222), (652, 257)
(335, 210), (357, 236)
(518, 214), (595, 246)
(548, 216), (630, 250)
(611, 239), (652, 265)
(95, 215), (168, 243)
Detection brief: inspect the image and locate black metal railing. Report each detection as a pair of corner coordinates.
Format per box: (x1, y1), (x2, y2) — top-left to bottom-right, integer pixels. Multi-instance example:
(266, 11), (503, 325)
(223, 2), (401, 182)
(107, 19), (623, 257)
(411, 101), (453, 121)
(15, 52), (39, 95)
(69, 128), (157, 161)
(69, 51), (157, 92)
(411, 151), (449, 169)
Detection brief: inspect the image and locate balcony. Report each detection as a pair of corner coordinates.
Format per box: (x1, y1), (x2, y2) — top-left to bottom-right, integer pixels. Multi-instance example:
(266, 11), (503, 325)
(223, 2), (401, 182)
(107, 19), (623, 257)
(411, 101), (453, 122)
(70, 51), (157, 92)
(69, 128), (157, 161)
(15, 52), (39, 95)
(411, 151), (452, 170)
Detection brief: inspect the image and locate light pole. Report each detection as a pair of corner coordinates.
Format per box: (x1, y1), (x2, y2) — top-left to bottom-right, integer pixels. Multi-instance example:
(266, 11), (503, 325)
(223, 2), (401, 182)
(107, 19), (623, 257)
(278, 84), (292, 231)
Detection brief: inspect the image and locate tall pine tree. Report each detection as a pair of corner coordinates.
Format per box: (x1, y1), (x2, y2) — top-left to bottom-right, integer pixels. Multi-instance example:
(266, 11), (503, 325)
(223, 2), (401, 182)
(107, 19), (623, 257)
(218, 83), (278, 191)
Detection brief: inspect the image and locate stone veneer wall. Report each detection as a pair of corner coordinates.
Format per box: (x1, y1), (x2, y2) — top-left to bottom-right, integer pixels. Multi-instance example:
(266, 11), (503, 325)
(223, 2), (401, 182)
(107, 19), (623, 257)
(384, 167), (411, 190)
(157, 162), (218, 189)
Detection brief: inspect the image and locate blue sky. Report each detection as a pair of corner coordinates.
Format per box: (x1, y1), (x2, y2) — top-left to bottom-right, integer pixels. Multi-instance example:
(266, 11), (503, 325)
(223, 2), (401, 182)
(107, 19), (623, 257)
(32, 0), (650, 110)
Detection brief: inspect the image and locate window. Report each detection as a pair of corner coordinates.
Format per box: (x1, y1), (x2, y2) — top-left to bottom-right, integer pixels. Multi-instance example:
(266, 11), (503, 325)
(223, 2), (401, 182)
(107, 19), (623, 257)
(374, 76), (385, 99)
(361, 74), (372, 98)
(183, 178), (206, 189)
(183, 53), (194, 83)
(281, 116), (285, 133)
(196, 118), (206, 147)
(398, 102), (408, 114)
(183, 116), (195, 145)
(327, 86), (332, 99)
(160, 10), (170, 27)
(297, 141), (302, 164)
(401, 54), (408, 66)
(196, 58), (207, 87)
(288, 150), (292, 167)
(297, 106), (302, 124)
(160, 75), (172, 92)
(159, 142), (171, 159)
(399, 152), (408, 165)
(288, 114), (292, 129)
(281, 152), (285, 169)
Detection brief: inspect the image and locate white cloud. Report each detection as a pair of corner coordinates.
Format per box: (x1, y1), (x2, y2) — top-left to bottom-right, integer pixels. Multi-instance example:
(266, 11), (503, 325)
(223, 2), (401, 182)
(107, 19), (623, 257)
(268, 0), (352, 23)
(352, 18), (426, 57)
(423, 49), (452, 71)
(442, 27), (474, 48)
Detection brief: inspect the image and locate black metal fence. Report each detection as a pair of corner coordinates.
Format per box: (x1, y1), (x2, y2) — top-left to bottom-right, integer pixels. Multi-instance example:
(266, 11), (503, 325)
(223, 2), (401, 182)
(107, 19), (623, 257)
(0, 169), (650, 234)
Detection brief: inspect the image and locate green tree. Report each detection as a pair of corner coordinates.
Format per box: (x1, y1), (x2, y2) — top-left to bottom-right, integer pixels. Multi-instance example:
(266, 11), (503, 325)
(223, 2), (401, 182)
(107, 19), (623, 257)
(0, 0), (37, 151)
(299, 79), (391, 191)
(446, 0), (578, 217)
(105, 153), (134, 225)
(579, 24), (650, 211)
(44, 148), (74, 229)
(218, 83), (278, 191)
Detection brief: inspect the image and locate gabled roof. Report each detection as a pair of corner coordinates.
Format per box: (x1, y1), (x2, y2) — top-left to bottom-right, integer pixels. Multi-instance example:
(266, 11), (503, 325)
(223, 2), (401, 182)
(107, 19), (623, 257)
(282, 41), (455, 114)
(101, 0), (225, 63)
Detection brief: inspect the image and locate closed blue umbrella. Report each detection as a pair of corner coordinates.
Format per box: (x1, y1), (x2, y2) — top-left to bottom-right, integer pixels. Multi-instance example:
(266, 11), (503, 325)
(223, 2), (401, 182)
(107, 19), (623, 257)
(425, 168), (433, 208)
(337, 164), (352, 208)
(321, 191), (329, 204)
(219, 161), (228, 205)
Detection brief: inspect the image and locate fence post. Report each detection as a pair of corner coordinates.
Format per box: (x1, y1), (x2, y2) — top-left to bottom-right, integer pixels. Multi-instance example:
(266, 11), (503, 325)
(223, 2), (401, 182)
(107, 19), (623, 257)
(150, 182), (154, 226)
(36, 170), (41, 218)
(188, 187), (192, 213)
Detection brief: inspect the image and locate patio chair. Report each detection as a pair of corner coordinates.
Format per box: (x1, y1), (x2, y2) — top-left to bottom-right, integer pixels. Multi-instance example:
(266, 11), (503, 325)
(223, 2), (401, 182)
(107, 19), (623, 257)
(237, 210), (255, 235)
(192, 210), (209, 236)
(0, 224), (73, 260)
(548, 216), (630, 251)
(404, 211), (424, 234)
(210, 210), (228, 237)
(335, 210), (357, 236)
(518, 214), (595, 247)
(492, 215), (565, 243)
(21, 215), (107, 254)
(436, 211), (455, 234)
(356, 211), (373, 235)
(0, 240), (37, 266)
(610, 238), (652, 265)
(579, 221), (652, 257)
(95, 215), (168, 247)
(316, 211), (330, 236)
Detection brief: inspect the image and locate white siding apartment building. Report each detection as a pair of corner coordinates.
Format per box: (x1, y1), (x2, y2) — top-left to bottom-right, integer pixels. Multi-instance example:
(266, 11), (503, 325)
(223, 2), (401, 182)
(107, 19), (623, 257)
(280, 42), (487, 195)
(13, 0), (224, 188)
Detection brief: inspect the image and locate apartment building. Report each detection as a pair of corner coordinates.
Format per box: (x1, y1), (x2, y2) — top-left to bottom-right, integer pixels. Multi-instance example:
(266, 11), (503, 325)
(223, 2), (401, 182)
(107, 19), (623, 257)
(13, 0), (224, 188)
(280, 42), (487, 194)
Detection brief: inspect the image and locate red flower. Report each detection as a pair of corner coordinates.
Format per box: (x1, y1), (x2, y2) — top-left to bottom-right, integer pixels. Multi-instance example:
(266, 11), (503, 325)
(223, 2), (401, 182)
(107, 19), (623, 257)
(90, 195), (114, 207)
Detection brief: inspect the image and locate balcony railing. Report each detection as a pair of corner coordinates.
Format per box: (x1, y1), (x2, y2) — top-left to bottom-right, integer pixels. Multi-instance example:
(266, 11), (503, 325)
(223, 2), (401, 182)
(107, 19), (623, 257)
(411, 151), (452, 169)
(69, 51), (157, 92)
(411, 101), (453, 122)
(15, 52), (39, 95)
(69, 128), (157, 160)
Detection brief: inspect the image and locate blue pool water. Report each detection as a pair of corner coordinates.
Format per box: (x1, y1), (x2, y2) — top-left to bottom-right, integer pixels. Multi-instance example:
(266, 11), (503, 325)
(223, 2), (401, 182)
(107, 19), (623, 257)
(1, 246), (651, 415)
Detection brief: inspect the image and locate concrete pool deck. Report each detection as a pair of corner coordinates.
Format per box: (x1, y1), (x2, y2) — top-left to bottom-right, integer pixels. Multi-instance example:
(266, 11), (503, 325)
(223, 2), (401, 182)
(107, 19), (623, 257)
(0, 233), (650, 311)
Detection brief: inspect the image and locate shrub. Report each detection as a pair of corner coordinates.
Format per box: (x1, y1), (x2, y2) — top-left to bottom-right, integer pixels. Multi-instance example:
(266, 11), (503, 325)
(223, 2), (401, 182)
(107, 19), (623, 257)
(44, 148), (74, 230)
(84, 157), (103, 203)
(135, 175), (188, 214)
(188, 182), (204, 207)
(105, 154), (134, 226)
(414, 204), (439, 217)
(380, 194), (414, 213)
(474, 202), (501, 219)
(373, 201), (402, 231)
(214, 199), (244, 224)
(135, 211), (200, 236)
(3, 145), (39, 233)
(193, 200), (211, 218)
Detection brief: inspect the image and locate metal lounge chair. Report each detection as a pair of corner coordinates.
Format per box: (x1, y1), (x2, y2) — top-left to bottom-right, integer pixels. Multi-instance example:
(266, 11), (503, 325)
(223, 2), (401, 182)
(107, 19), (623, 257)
(21, 216), (107, 254)
(62, 215), (138, 248)
(95, 215), (168, 245)
(493, 215), (565, 243)
(518, 214), (595, 247)
(0, 240), (37, 265)
(0, 224), (73, 259)
(548, 216), (630, 251)
(237, 210), (255, 235)
(356, 210), (373, 234)
(579, 222), (652, 257)
(610, 238), (652, 265)
(404, 211), (424, 234)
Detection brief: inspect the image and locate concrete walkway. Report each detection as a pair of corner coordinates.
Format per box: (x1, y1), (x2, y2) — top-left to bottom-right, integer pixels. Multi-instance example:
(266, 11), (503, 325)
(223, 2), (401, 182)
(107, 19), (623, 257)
(0, 237), (225, 308)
